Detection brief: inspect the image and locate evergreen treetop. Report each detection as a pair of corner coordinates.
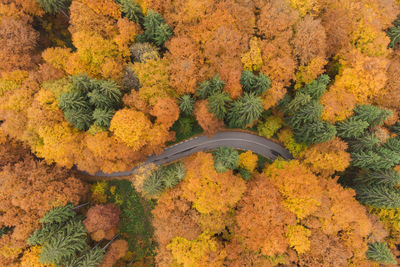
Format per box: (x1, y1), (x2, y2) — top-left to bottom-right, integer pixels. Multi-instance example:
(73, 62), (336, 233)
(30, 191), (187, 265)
(366, 242), (397, 264)
(179, 94), (195, 116)
(37, 0), (71, 15)
(240, 70), (271, 95)
(355, 184), (400, 209)
(120, 0), (144, 24)
(212, 146), (239, 172)
(296, 74), (330, 100)
(196, 74), (225, 99)
(353, 105), (393, 128)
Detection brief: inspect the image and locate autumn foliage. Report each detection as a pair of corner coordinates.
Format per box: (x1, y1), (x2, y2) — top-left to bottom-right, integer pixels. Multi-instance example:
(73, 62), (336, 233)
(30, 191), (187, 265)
(0, 0), (399, 265)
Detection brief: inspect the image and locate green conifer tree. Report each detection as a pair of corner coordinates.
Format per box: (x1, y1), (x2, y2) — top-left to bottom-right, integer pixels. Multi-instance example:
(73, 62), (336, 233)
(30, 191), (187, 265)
(40, 203), (75, 224)
(196, 75), (225, 99)
(387, 15), (400, 48)
(284, 93), (312, 115)
(97, 80), (123, 108)
(354, 169), (400, 187)
(366, 242), (397, 264)
(227, 93), (263, 128)
(28, 205), (98, 266)
(336, 117), (370, 139)
(179, 95), (195, 116)
(355, 184), (400, 209)
(286, 101), (323, 129)
(39, 219), (88, 265)
(143, 169), (164, 198)
(58, 91), (90, 112)
(71, 74), (93, 93)
(351, 150), (382, 169)
(138, 10), (172, 47)
(208, 91), (232, 119)
(37, 0), (71, 14)
(120, 0), (144, 24)
(240, 71), (271, 95)
(296, 74), (330, 100)
(65, 247), (105, 267)
(212, 146), (239, 173)
(391, 122), (400, 135)
(353, 105), (393, 128)
(238, 167), (252, 181)
(92, 108), (115, 128)
(348, 133), (380, 152)
(161, 162), (186, 188)
(64, 108), (94, 131)
(293, 120), (336, 145)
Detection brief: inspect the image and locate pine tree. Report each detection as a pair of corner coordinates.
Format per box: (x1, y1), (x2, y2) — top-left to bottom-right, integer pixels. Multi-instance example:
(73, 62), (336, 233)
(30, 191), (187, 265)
(354, 169), (400, 187)
(139, 10), (172, 47)
(284, 93), (312, 115)
(196, 75), (225, 99)
(40, 219), (88, 265)
(65, 247), (105, 267)
(238, 167), (252, 181)
(296, 74), (330, 100)
(391, 122), (400, 135)
(348, 132), (380, 152)
(293, 120), (336, 145)
(93, 108), (115, 128)
(28, 205), (92, 266)
(336, 117), (370, 139)
(387, 15), (400, 48)
(355, 184), (400, 208)
(88, 89), (115, 110)
(154, 23), (173, 47)
(212, 146), (239, 173)
(382, 137), (400, 153)
(71, 74), (93, 93)
(143, 169), (164, 198)
(161, 162), (186, 188)
(120, 0), (144, 24)
(37, 0), (71, 14)
(59, 90), (90, 112)
(40, 203), (75, 224)
(353, 105), (393, 128)
(351, 150), (382, 169)
(177, 117), (194, 138)
(373, 146), (400, 170)
(179, 95), (195, 116)
(97, 80), (123, 108)
(240, 71), (271, 95)
(64, 108), (94, 131)
(366, 242), (397, 264)
(286, 101), (323, 129)
(208, 91), (232, 119)
(227, 93), (263, 128)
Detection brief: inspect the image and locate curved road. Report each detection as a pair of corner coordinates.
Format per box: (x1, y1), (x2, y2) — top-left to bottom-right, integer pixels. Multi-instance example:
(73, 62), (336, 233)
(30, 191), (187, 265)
(87, 131), (293, 178)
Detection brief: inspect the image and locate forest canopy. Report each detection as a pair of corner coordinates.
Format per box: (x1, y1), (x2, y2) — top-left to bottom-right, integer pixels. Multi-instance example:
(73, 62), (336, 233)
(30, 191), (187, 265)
(0, 0), (400, 266)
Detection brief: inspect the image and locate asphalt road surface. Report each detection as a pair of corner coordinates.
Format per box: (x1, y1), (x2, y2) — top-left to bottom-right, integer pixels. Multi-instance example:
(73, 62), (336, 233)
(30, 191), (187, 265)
(88, 131), (293, 177)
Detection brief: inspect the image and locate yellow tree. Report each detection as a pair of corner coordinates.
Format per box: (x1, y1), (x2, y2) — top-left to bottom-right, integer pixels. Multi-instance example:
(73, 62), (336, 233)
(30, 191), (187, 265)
(300, 137), (351, 176)
(264, 160), (323, 219)
(109, 108), (151, 151)
(167, 233), (227, 267)
(181, 152), (246, 214)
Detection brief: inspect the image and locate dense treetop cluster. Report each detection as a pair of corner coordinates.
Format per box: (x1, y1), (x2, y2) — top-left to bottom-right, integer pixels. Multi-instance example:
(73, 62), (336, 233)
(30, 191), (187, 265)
(0, 0), (400, 266)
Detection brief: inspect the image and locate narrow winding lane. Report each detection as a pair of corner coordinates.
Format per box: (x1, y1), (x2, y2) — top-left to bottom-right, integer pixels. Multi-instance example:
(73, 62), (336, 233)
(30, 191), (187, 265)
(88, 131), (293, 177)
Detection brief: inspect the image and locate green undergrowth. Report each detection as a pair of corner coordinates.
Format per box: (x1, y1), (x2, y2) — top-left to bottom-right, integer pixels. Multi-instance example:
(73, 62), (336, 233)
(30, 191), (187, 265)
(167, 116), (204, 145)
(105, 179), (156, 264)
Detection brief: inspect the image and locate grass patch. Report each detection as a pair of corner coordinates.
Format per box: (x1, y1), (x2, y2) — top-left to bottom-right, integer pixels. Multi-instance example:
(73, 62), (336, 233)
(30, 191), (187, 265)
(106, 179), (156, 264)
